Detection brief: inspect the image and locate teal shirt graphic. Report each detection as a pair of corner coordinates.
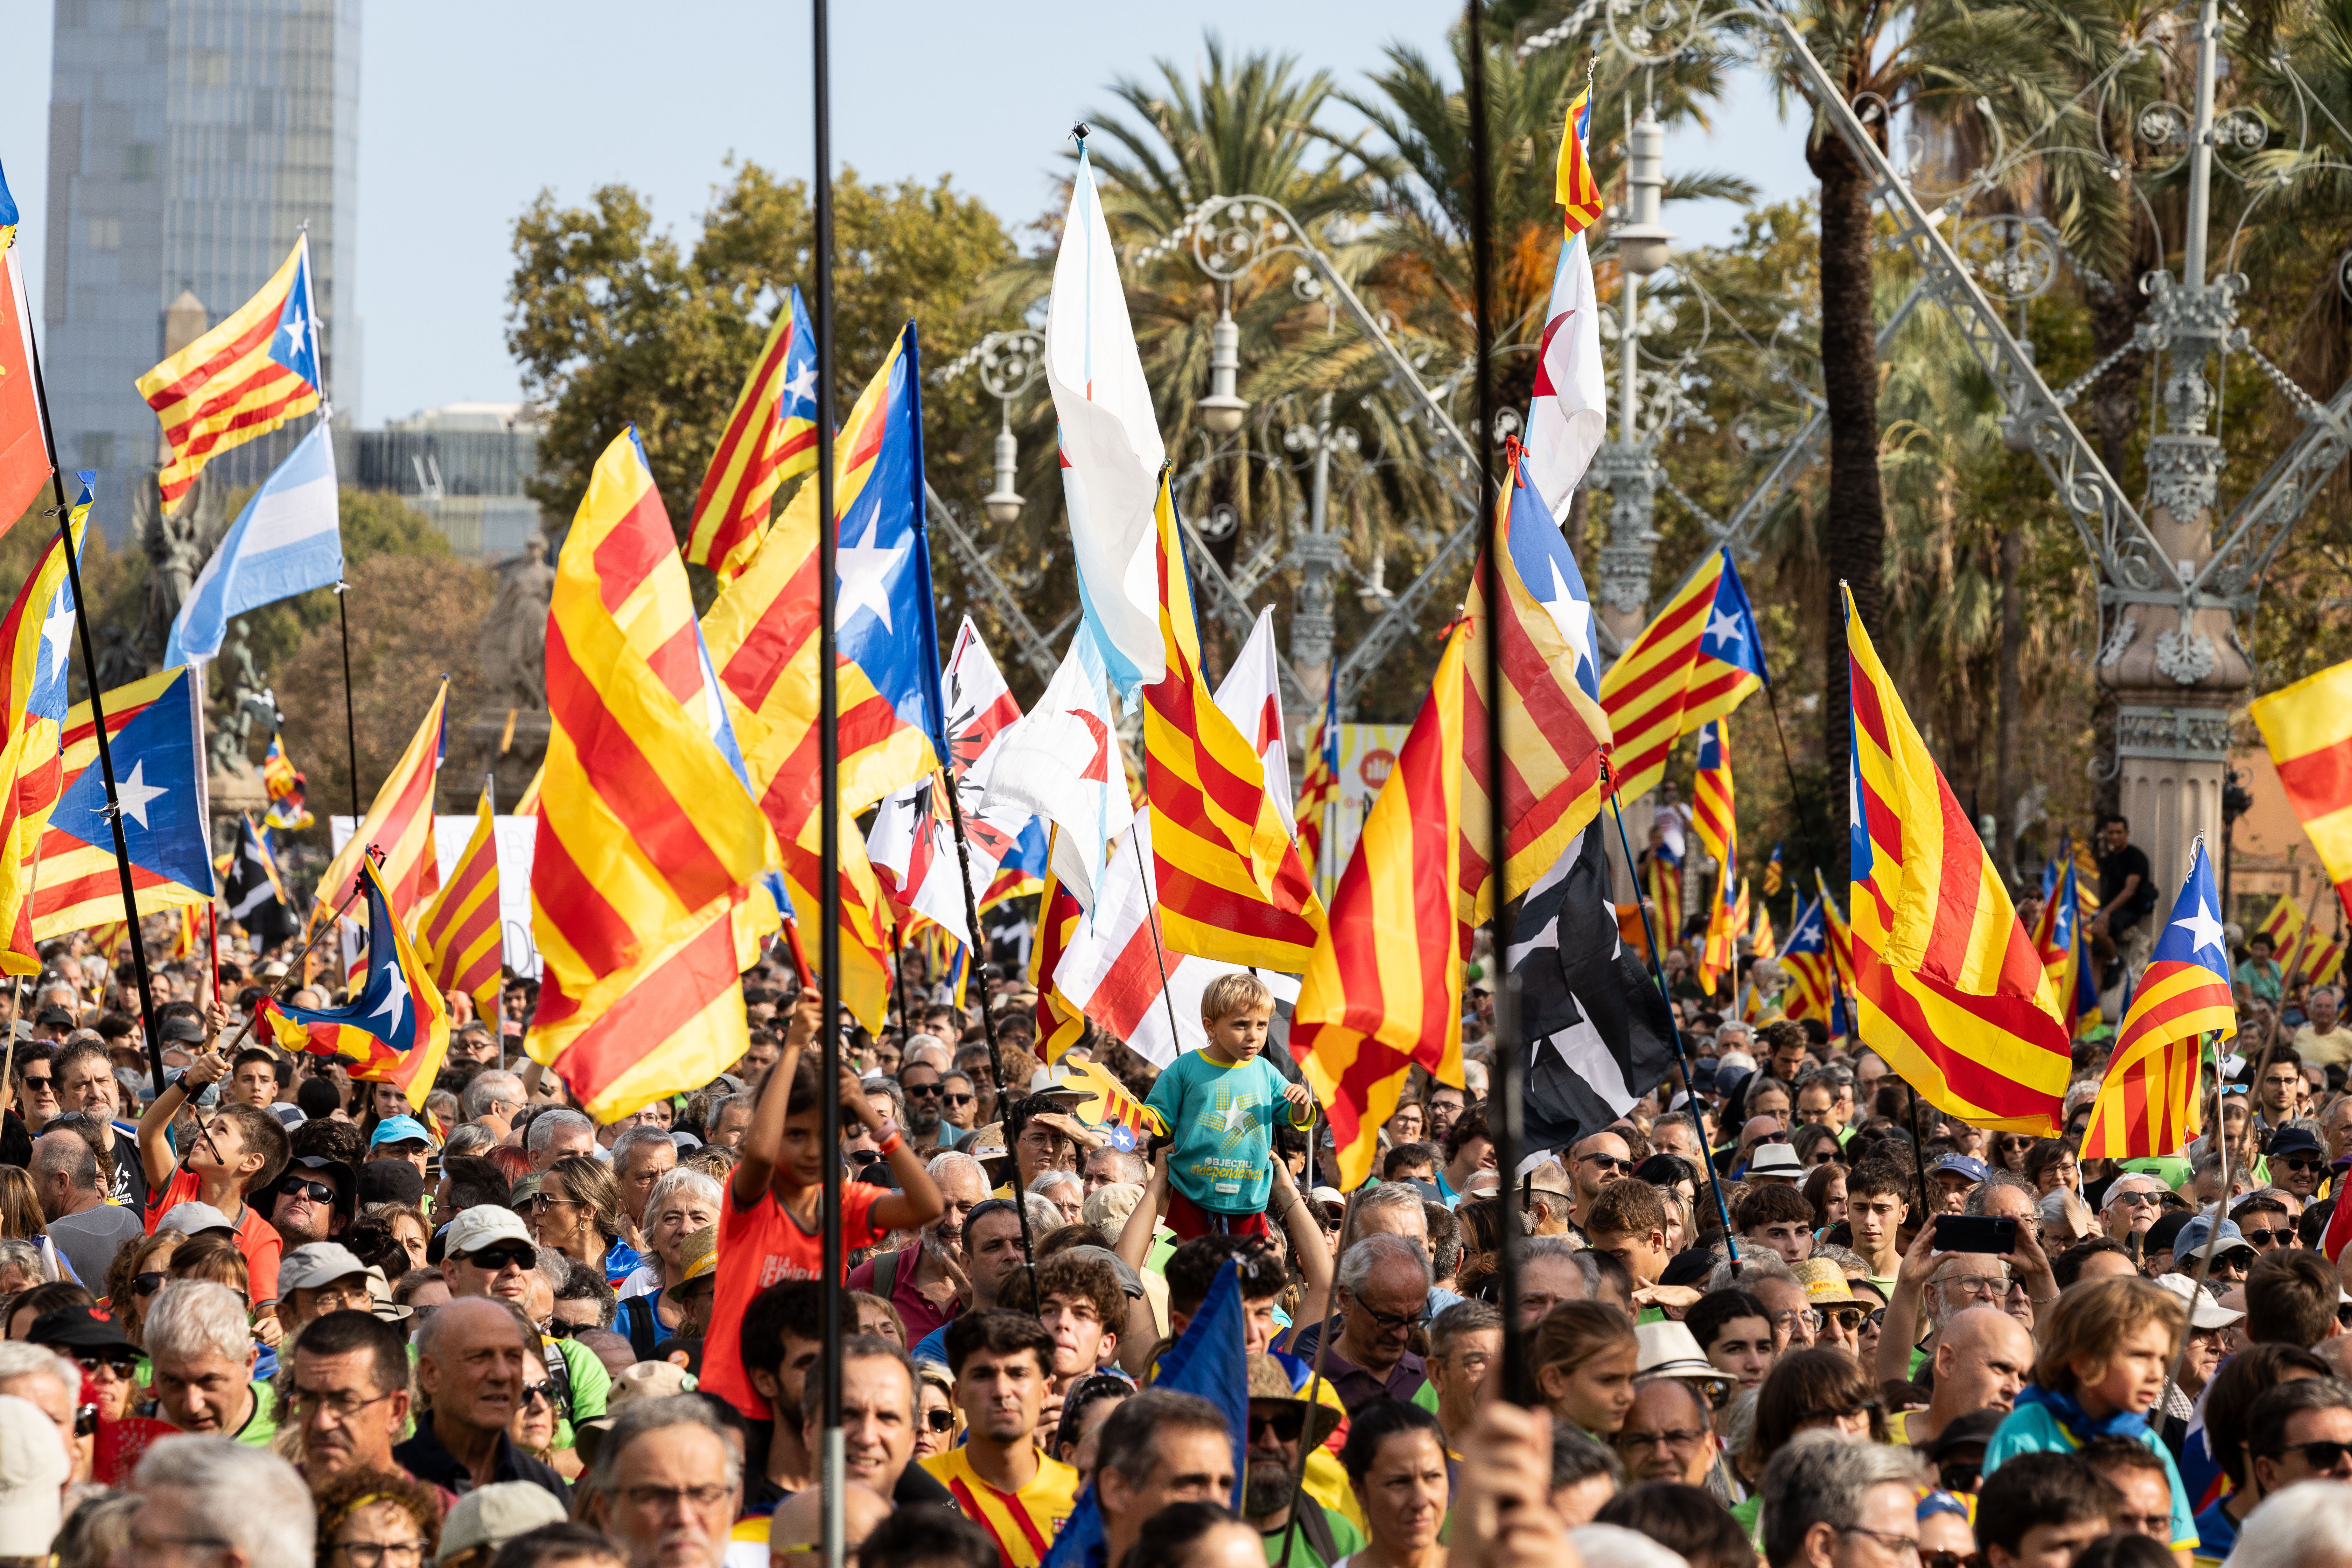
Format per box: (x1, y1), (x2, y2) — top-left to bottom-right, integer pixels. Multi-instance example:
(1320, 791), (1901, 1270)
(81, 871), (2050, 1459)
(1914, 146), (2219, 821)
(1144, 1051), (1306, 1216)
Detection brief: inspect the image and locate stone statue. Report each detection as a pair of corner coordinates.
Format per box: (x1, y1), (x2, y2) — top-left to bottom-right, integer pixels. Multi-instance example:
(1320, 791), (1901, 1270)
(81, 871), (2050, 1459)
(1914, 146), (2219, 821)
(131, 463), (229, 668)
(482, 534), (554, 711)
(207, 620), (281, 774)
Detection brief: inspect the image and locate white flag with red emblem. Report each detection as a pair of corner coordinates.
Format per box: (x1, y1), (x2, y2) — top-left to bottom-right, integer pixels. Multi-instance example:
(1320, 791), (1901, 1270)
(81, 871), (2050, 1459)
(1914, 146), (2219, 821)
(1524, 230), (1606, 522)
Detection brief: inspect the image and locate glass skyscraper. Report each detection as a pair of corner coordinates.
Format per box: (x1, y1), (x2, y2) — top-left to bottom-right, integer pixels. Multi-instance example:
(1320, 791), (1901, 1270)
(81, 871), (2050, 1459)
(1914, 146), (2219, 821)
(44, 0), (359, 537)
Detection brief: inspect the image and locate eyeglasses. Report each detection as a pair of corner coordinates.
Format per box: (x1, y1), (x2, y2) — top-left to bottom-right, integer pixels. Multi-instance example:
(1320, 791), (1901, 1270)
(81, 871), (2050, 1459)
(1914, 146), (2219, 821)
(1921, 1551), (1978, 1568)
(924, 1408), (957, 1432)
(74, 1351), (138, 1380)
(943, 1093), (976, 1107)
(617, 1483), (734, 1512)
(332, 1543), (426, 1568)
(1755, 1131), (1791, 1145)
(2280, 1156), (2326, 1174)
(2241, 1226), (2296, 1246)
(1836, 1525), (1917, 1559)
(1249, 1407), (1307, 1442)
(2264, 1438), (2352, 1470)
(902, 1081), (944, 1098)
(1811, 1307), (1865, 1333)
(1617, 1427), (1705, 1451)
(1939, 1463), (1981, 1493)
(518, 1382), (570, 1417)
(289, 1386), (399, 1422)
(460, 1245), (537, 1273)
(2109, 1190), (2164, 1208)
(524, 1193), (585, 1214)
(1819, 1401), (1879, 1421)
(1577, 1153), (1633, 1172)
(1353, 1302), (1420, 1335)
(132, 1272), (167, 1297)
(1938, 1274), (2011, 1300)
(277, 1177), (335, 1204)
(74, 1402), (96, 1437)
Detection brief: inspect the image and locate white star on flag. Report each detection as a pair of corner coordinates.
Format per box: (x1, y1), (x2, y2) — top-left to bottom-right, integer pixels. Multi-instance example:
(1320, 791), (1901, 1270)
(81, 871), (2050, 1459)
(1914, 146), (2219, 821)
(835, 516), (907, 632)
(1537, 557), (1592, 681)
(783, 363), (817, 405)
(40, 595), (75, 683)
(280, 305), (308, 358)
(368, 961), (408, 1034)
(2174, 897), (2227, 960)
(114, 761), (166, 828)
(1704, 607), (1747, 650)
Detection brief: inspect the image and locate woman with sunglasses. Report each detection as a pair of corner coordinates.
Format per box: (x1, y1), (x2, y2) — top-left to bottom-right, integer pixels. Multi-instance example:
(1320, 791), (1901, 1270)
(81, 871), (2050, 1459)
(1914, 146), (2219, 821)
(917, 1363), (964, 1462)
(508, 1352), (569, 1475)
(525, 1154), (627, 1284)
(102, 1231), (182, 1345)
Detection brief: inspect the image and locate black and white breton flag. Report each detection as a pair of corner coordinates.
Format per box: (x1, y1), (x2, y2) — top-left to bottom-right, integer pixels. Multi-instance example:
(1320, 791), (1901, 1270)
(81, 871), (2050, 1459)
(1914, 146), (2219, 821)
(1503, 824), (1678, 1156)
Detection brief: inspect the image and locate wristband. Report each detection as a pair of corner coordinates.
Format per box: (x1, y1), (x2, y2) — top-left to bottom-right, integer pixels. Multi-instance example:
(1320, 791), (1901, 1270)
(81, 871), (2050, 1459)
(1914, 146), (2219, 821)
(876, 1132), (904, 1157)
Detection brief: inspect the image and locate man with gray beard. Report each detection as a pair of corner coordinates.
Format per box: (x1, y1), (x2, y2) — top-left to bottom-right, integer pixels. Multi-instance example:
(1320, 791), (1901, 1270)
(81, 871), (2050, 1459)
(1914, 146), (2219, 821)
(845, 1150), (990, 1341)
(1239, 1354), (1358, 1567)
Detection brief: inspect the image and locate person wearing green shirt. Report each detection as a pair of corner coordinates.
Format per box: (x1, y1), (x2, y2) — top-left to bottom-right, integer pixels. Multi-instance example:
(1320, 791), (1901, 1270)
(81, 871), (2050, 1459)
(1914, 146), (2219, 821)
(2235, 934), (2285, 1008)
(1142, 974), (1312, 1236)
(142, 1275), (281, 1449)
(1243, 1354), (1362, 1568)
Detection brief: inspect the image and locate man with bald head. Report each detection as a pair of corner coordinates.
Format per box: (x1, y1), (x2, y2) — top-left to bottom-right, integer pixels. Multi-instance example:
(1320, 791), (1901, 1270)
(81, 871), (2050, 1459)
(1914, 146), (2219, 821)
(394, 1296), (569, 1500)
(1326, 1236), (1432, 1412)
(1566, 1130), (1632, 1234)
(1893, 1306), (2035, 1447)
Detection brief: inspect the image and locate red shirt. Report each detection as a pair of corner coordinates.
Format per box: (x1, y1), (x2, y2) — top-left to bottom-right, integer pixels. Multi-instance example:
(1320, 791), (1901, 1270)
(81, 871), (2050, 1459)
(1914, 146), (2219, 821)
(701, 1182), (889, 1421)
(143, 1170), (283, 1306)
(845, 1246), (960, 1344)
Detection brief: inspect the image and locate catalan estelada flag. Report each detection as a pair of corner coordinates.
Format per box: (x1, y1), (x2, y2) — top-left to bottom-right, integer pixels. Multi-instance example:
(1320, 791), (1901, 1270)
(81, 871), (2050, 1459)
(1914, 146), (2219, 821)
(1763, 842), (1784, 898)
(1780, 894), (1846, 1032)
(261, 731), (313, 832)
(1691, 721), (1735, 868)
(1144, 470), (1325, 969)
(1062, 1056), (1150, 1147)
(528, 428), (781, 1119)
(1028, 836), (1089, 1063)
(1557, 86), (1603, 238)
(1645, 847), (1684, 952)
(2255, 890), (2302, 949)
(1600, 547), (1768, 807)
(1457, 445), (1611, 931)
(312, 680), (446, 928)
(1291, 626), (1469, 1188)
(136, 235), (322, 515)
(2030, 842), (2102, 1040)
(0, 497), (85, 970)
(2080, 840), (2234, 1159)
(34, 662), (216, 938)
(2251, 658), (2352, 925)
(1702, 872), (1747, 993)
(264, 855), (450, 1108)
(687, 285), (819, 585)
(416, 789), (503, 1016)
(1847, 584), (2068, 1134)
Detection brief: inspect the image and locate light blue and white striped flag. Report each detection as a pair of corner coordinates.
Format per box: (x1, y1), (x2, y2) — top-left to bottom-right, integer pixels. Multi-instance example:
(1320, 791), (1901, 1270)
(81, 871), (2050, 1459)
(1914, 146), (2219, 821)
(165, 420), (344, 667)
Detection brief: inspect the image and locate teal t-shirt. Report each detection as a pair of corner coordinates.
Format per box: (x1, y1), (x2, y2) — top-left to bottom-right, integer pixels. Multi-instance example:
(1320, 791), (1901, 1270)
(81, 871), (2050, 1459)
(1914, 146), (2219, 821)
(1143, 1051), (1307, 1216)
(1983, 1399), (2198, 1550)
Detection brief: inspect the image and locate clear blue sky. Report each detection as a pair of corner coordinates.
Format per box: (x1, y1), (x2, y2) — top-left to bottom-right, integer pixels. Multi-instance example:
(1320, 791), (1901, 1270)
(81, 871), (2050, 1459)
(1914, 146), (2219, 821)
(0, 0), (1806, 427)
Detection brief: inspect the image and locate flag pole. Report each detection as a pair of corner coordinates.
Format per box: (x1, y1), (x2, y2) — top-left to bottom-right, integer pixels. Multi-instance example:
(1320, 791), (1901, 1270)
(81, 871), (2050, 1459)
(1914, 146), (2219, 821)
(1608, 783), (1741, 1272)
(943, 775), (1038, 1284)
(1127, 831), (1191, 1062)
(1464, 0), (1528, 1402)
(17, 297), (167, 1096)
(1277, 1158), (1352, 1568)
(334, 584), (361, 821)
(810, 2), (845, 1561)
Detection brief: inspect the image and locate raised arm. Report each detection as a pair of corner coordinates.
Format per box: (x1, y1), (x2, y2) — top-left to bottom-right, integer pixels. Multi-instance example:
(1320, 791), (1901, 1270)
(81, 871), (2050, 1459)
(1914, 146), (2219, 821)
(731, 990), (817, 1211)
(137, 1049), (228, 1191)
(1270, 1154), (1331, 1329)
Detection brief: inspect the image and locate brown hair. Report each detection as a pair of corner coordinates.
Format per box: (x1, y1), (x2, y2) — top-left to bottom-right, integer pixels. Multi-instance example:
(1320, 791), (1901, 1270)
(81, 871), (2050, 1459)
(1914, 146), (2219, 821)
(543, 1154), (623, 1242)
(168, 1233), (250, 1296)
(212, 1101), (290, 1194)
(106, 1232), (185, 1331)
(2245, 1250), (2344, 1348)
(1800, 1162), (1846, 1226)
(312, 1467), (441, 1568)
(1527, 1301), (1637, 1387)
(1751, 1346), (1884, 1458)
(1587, 1180), (1669, 1239)
(0, 1166), (45, 1239)
(1000, 1252), (1128, 1339)
(1735, 1181), (1815, 1233)
(2031, 1276), (2185, 1394)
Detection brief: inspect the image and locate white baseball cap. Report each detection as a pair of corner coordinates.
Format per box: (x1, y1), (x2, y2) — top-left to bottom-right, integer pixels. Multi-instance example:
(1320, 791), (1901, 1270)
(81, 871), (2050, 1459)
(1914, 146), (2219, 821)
(0, 1393), (68, 1544)
(441, 1205), (532, 1258)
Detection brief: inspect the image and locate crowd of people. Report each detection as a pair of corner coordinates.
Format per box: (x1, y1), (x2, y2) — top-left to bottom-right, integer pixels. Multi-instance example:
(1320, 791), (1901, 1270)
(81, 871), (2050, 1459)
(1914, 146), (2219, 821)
(0, 922), (2348, 1568)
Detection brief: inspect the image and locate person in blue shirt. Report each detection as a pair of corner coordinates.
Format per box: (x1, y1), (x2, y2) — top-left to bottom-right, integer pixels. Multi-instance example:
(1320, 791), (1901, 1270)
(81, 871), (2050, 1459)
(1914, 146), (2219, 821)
(1141, 973), (1311, 1240)
(1982, 1275), (2199, 1555)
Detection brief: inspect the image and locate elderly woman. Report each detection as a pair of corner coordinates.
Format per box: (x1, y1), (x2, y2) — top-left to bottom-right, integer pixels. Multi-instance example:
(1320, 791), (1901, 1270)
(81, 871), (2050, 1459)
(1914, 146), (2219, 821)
(525, 1154), (628, 1283)
(614, 1168), (722, 1356)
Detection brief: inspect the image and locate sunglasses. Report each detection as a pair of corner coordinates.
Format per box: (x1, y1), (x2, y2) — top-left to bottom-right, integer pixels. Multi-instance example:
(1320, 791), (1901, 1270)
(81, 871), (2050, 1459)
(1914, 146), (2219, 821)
(1577, 1153), (1634, 1172)
(1922, 1552), (1978, 1568)
(2265, 1438), (2352, 1470)
(1249, 1407), (1307, 1442)
(19, 1075), (50, 1093)
(2241, 1226), (2296, 1247)
(924, 1408), (957, 1432)
(1939, 1464), (1981, 1493)
(523, 1194), (584, 1213)
(902, 1082), (944, 1098)
(2280, 1156), (2326, 1173)
(277, 1177), (335, 1205)
(462, 1246), (537, 1273)
(75, 1352), (138, 1380)
(943, 1093), (976, 1107)
(518, 1383), (569, 1415)
(132, 1272), (167, 1297)
(1756, 1132), (1791, 1144)
(74, 1403), (97, 1438)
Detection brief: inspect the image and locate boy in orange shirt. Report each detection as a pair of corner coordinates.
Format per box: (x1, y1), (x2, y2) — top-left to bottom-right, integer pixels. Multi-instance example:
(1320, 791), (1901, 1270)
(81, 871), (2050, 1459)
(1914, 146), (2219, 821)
(135, 1044), (291, 1305)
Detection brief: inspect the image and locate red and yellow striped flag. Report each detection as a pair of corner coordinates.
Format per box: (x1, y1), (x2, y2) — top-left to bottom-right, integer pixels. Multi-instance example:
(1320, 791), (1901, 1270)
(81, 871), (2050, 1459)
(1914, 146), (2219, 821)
(0, 502), (85, 972)
(1028, 838), (1088, 1063)
(1557, 88), (1604, 239)
(1691, 720), (1734, 869)
(2252, 659), (2352, 925)
(2256, 891), (2302, 949)
(1291, 627), (1469, 1188)
(312, 680), (446, 929)
(1456, 447), (1612, 931)
(1701, 872), (1747, 992)
(416, 789), (503, 1016)
(135, 236), (322, 514)
(1296, 694), (1339, 894)
(1599, 548), (1768, 807)
(527, 428), (782, 1120)
(686, 285), (819, 585)
(1645, 852), (1684, 954)
(1144, 472), (1326, 968)
(2080, 840), (2234, 1158)
(1847, 585), (2068, 1134)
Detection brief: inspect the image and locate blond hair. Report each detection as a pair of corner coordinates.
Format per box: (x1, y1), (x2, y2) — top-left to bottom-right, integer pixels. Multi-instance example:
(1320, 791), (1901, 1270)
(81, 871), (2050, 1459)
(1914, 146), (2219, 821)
(2031, 1274), (2185, 1393)
(1200, 971), (1275, 1025)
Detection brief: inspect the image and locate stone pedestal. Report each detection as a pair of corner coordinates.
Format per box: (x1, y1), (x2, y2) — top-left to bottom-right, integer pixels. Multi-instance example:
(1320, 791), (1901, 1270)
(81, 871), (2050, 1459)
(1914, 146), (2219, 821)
(464, 708), (551, 811)
(2098, 443), (2250, 903)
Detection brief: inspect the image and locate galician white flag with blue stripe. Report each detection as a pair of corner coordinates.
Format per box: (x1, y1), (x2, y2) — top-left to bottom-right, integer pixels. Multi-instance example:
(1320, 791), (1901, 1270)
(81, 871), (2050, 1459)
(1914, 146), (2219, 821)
(1045, 145), (1167, 702)
(166, 420), (344, 666)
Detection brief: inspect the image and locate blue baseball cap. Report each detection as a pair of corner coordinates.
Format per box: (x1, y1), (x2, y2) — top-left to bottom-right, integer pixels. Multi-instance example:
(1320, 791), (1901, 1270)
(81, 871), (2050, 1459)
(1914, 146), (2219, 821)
(1930, 1155), (1990, 1184)
(369, 1114), (431, 1148)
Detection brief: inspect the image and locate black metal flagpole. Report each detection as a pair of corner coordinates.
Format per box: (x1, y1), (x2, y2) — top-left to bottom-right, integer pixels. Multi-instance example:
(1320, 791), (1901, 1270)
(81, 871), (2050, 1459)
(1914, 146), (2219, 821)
(19, 303), (165, 1096)
(335, 586), (362, 820)
(942, 778), (1037, 1284)
(811, 4), (845, 1564)
(1464, 0), (1527, 1405)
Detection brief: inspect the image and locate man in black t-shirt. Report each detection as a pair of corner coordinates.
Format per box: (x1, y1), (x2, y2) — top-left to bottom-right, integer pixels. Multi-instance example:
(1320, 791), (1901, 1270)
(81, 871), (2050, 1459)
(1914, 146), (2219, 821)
(2092, 813), (2157, 987)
